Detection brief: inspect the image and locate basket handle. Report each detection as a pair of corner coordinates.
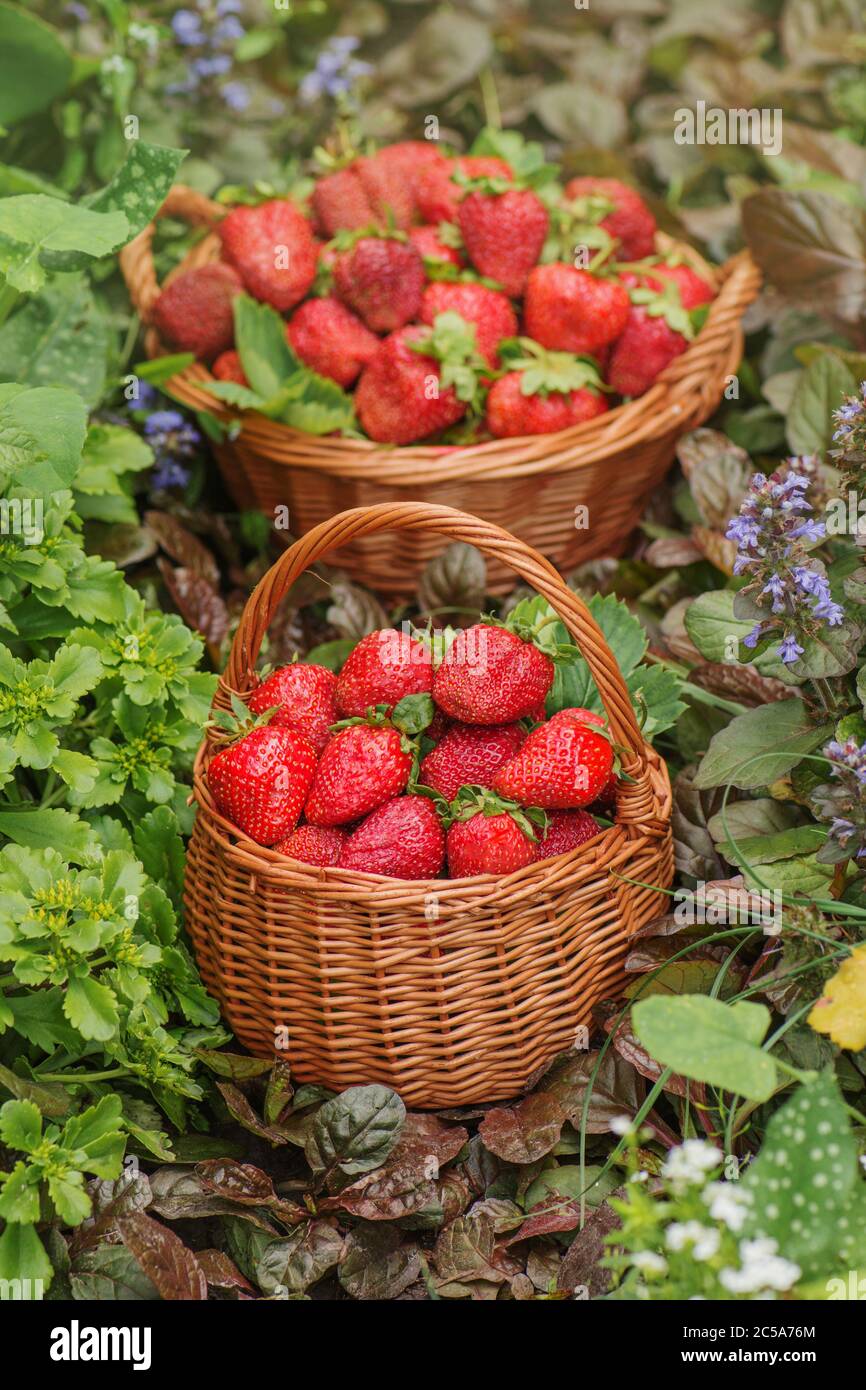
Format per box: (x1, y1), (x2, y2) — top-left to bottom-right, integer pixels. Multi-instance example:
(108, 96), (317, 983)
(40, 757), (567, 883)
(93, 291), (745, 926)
(119, 184), (225, 323)
(222, 502), (652, 780)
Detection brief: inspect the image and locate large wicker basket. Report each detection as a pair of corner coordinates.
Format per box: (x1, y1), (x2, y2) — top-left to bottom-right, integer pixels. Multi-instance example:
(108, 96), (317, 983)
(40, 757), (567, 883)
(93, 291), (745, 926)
(121, 185), (761, 596)
(184, 502), (673, 1108)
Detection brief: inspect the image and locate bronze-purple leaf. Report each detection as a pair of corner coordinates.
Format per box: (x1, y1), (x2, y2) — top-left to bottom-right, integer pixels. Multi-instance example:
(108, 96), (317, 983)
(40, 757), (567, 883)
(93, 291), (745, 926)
(478, 1092), (566, 1163)
(117, 1211), (207, 1301)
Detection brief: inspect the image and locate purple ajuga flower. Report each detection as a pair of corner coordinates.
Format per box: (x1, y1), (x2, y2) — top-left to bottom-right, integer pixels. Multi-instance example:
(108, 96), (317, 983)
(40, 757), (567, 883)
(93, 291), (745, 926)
(221, 81), (250, 110)
(172, 9), (205, 46)
(299, 35), (373, 105)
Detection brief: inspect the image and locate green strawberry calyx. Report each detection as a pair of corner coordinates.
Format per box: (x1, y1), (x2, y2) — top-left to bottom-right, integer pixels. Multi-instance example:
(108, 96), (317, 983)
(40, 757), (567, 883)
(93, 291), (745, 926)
(444, 785), (548, 840)
(497, 337), (610, 399)
(541, 203), (616, 271)
(206, 692), (278, 744)
(409, 311), (489, 412)
(330, 698), (433, 781)
(329, 222), (410, 254)
(627, 277), (695, 340)
(480, 611), (581, 666)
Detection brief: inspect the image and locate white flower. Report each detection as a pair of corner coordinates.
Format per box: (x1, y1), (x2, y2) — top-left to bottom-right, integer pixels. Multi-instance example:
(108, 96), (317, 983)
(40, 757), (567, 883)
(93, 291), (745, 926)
(100, 54), (127, 75)
(662, 1140), (722, 1188)
(702, 1180), (753, 1233)
(629, 1169), (649, 1184)
(666, 1221), (720, 1261)
(129, 22), (159, 52)
(719, 1237), (800, 1295)
(632, 1251), (667, 1275)
(610, 1114), (634, 1136)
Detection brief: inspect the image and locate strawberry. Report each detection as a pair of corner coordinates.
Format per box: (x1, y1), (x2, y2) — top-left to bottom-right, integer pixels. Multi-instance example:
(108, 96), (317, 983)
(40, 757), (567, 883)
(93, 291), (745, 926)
(608, 264), (714, 397)
(333, 235), (425, 332)
(286, 297), (379, 387)
(335, 628), (433, 719)
(420, 283), (517, 368)
(533, 809), (599, 861)
(493, 707), (614, 809)
(247, 662), (338, 753)
(212, 349), (248, 385)
(305, 717), (415, 826)
(275, 824), (347, 867)
(523, 264), (630, 355)
(433, 622), (555, 725)
(409, 224), (464, 268)
(416, 156), (514, 224)
(354, 316), (482, 445)
(340, 795), (445, 878)
(207, 724), (317, 846)
(486, 339), (608, 438)
(311, 167), (376, 238)
(354, 152), (416, 230)
(445, 788), (545, 878)
(563, 177), (657, 262)
(419, 721), (526, 802)
(218, 199), (318, 312)
(152, 263), (242, 362)
(458, 188), (548, 297)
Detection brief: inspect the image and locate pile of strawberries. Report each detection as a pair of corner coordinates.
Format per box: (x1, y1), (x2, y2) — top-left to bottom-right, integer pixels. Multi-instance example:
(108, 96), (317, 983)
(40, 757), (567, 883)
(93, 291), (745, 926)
(206, 620), (617, 880)
(154, 135), (716, 446)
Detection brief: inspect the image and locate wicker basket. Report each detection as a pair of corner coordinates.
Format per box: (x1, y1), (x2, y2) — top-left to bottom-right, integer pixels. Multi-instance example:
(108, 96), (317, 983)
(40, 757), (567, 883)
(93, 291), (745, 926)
(121, 185), (761, 596)
(184, 502), (673, 1108)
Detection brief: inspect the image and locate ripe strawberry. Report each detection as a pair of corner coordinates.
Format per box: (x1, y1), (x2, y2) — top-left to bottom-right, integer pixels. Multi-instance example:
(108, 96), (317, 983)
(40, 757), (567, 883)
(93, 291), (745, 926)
(493, 708), (614, 809)
(305, 720), (414, 826)
(523, 264), (630, 355)
(607, 264), (714, 397)
(212, 349), (248, 385)
(433, 624), (554, 725)
(487, 372), (608, 437)
(420, 721), (526, 802)
(335, 628), (433, 718)
(207, 725), (317, 846)
(354, 324), (470, 445)
(247, 662), (338, 754)
(458, 188), (548, 297)
(563, 177), (657, 261)
(311, 167), (375, 238)
(333, 235), (425, 332)
(218, 199), (317, 312)
(416, 156), (514, 224)
(275, 824), (347, 867)
(340, 795), (445, 878)
(445, 789), (544, 878)
(152, 263), (242, 362)
(286, 297), (379, 387)
(409, 225), (463, 268)
(354, 152), (416, 230)
(533, 809), (599, 861)
(420, 283), (517, 368)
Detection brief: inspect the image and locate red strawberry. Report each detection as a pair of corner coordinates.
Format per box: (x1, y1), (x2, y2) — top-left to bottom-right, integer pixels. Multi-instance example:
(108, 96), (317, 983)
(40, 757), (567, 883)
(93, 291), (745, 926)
(433, 624), (554, 725)
(493, 708), (614, 809)
(152, 263), (242, 362)
(533, 809), (599, 861)
(445, 789), (543, 878)
(311, 167), (375, 238)
(286, 297), (379, 387)
(420, 282), (517, 368)
(333, 236), (424, 332)
(340, 795), (445, 878)
(458, 188), (548, 297)
(563, 177), (657, 261)
(305, 720), (413, 826)
(354, 325), (468, 445)
(420, 721), (526, 802)
(487, 372), (608, 437)
(416, 156), (514, 224)
(523, 264), (630, 355)
(409, 225), (463, 268)
(207, 725), (317, 846)
(335, 628), (433, 719)
(218, 199), (317, 312)
(275, 824), (347, 867)
(607, 264), (714, 397)
(354, 152), (416, 230)
(212, 349), (248, 385)
(247, 663), (338, 753)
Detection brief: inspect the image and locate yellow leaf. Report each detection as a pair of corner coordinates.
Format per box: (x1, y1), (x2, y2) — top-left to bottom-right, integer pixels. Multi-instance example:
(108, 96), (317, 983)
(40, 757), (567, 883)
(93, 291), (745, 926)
(808, 944), (866, 1051)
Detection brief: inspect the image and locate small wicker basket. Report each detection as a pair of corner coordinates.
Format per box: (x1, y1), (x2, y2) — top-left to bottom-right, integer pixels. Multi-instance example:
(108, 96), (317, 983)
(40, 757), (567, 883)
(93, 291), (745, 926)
(121, 185), (761, 596)
(183, 502), (673, 1108)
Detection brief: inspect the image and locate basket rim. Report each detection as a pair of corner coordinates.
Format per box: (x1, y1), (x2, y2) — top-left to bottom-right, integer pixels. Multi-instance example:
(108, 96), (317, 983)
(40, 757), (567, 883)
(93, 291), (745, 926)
(120, 185), (761, 484)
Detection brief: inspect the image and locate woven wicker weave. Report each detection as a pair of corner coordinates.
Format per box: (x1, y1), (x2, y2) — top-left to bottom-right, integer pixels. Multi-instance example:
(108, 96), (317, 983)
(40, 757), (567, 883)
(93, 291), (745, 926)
(183, 503), (673, 1108)
(120, 185), (761, 595)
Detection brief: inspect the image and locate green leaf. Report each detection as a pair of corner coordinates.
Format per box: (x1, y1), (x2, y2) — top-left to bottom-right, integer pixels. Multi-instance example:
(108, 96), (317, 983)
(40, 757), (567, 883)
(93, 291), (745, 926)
(0, 197), (128, 292)
(633, 995), (777, 1101)
(0, 385), (87, 492)
(305, 1085), (406, 1177)
(742, 189), (866, 325)
(0, 1222), (53, 1292)
(547, 593), (646, 710)
(303, 638), (356, 673)
(0, 3), (72, 126)
(0, 278), (108, 407)
(0, 1098), (42, 1152)
(694, 700), (831, 790)
(84, 140), (187, 242)
(684, 590), (786, 678)
(0, 808), (96, 863)
(281, 371), (355, 435)
(787, 352), (858, 454)
(63, 975), (119, 1042)
(233, 294), (301, 399)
